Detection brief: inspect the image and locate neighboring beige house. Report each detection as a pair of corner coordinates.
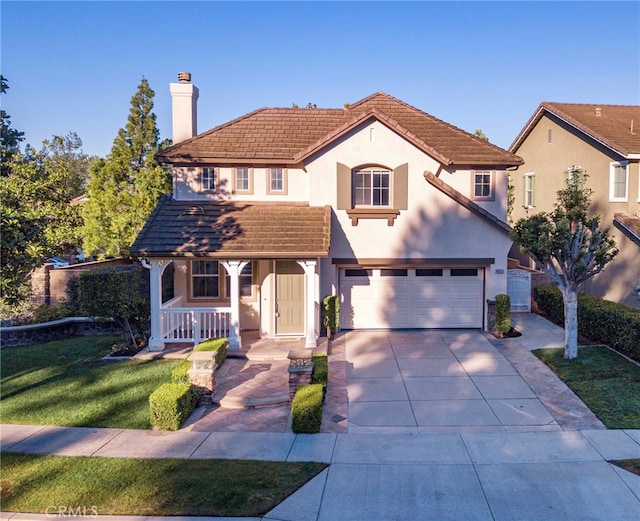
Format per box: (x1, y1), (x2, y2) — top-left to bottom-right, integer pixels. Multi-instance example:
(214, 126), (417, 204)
(509, 102), (640, 307)
(131, 73), (523, 351)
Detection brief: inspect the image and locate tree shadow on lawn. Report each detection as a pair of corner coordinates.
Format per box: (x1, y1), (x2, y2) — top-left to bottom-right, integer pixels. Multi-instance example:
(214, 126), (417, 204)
(0, 336), (179, 429)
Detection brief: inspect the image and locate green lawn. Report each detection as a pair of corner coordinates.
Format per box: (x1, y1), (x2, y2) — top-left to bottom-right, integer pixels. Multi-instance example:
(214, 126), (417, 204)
(533, 345), (640, 429)
(0, 336), (180, 429)
(0, 453), (327, 517)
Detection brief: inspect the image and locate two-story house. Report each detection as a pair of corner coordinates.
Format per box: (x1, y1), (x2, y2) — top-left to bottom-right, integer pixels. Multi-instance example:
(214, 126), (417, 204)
(509, 102), (640, 307)
(131, 73), (523, 351)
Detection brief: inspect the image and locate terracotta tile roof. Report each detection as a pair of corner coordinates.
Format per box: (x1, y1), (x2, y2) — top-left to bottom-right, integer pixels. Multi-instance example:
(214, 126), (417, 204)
(423, 171), (511, 234)
(158, 92), (523, 167)
(614, 213), (640, 247)
(511, 102), (640, 157)
(130, 196), (331, 258)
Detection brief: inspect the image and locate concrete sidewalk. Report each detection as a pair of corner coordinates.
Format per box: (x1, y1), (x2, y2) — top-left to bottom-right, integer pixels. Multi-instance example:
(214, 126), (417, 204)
(2, 426), (640, 520)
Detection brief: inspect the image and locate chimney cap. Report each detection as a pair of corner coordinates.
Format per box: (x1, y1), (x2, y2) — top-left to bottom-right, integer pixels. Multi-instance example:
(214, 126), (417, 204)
(178, 72), (191, 83)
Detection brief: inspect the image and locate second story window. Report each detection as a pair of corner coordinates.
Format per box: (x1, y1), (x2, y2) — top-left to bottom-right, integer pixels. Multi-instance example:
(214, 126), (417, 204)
(524, 173), (535, 208)
(354, 169), (390, 206)
(473, 170), (493, 199)
(201, 167), (216, 191)
(610, 162), (628, 202)
(235, 167), (251, 193)
(267, 168), (287, 194)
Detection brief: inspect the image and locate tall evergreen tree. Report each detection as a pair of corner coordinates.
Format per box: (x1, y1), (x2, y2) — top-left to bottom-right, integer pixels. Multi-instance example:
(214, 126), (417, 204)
(83, 77), (171, 258)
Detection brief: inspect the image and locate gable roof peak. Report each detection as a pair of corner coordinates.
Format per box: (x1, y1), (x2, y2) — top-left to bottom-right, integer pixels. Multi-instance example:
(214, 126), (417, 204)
(511, 101), (640, 156)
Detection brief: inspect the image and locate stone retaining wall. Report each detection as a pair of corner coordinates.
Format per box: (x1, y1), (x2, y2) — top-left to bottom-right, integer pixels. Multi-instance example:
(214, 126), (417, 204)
(1, 318), (123, 348)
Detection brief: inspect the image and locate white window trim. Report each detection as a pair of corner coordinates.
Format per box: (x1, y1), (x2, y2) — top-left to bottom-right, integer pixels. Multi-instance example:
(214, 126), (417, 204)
(201, 167), (216, 192)
(472, 169), (494, 200)
(609, 161), (628, 202)
(354, 168), (391, 207)
(524, 172), (535, 209)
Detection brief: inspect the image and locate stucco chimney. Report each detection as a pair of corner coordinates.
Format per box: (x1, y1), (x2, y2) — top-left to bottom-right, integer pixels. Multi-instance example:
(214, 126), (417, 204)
(595, 107), (602, 117)
(170, 72), (199, 144)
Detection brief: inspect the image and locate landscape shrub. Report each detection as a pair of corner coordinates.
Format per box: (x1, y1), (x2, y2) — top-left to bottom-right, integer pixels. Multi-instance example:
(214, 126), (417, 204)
(534, 285), (640, 362)
(171, 359), (192, 384)
(311, 354), (328, 390)
(495, 293), (511, 335)
(322, 295), (340, 337)
(193, 337), (228, 367)
(75, 266), (150, 347)
(291, 384), (324, 434)
(149, 383), (199, 431)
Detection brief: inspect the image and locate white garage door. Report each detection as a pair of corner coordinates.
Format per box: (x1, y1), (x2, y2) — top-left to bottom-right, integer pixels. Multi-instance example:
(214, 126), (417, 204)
(340, 267), (483, 329)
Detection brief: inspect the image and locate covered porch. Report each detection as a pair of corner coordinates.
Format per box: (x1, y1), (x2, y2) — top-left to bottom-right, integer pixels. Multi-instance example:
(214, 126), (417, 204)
(129, 199), (332, 352)
(143, 258), (321, 351)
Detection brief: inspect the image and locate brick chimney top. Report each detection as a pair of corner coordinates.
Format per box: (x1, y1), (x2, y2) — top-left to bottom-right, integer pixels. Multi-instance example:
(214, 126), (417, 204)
(178, 72), (191, 83)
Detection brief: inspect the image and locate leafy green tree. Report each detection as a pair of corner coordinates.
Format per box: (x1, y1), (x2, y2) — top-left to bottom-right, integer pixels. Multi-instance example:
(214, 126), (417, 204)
(1, 76), (25, 176)
(38, 132), (90, 199)
(511, 167), (618, 358)
(1, 149), (83, 304)
(83, 77), (171, 258)
(474, 129), (489, 142)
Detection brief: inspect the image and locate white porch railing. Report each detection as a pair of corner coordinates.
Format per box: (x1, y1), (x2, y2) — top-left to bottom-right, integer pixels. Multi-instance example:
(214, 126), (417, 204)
(160, 307), (231, 345)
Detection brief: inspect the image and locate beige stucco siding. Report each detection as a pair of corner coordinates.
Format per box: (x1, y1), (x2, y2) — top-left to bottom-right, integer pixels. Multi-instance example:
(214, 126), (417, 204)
(307, 121), (512, 317)
(511, 113), (640, 307)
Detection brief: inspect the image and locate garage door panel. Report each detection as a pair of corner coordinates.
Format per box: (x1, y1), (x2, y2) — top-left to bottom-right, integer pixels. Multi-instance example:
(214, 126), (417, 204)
(341, 268), (483, 329)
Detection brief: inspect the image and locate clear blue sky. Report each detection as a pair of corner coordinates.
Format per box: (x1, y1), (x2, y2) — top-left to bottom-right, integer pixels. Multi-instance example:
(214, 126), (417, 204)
(3, 1), (639, 157)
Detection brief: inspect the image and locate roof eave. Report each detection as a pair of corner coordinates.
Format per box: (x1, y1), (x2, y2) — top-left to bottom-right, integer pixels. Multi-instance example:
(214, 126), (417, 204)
(423, 171), (511, 234)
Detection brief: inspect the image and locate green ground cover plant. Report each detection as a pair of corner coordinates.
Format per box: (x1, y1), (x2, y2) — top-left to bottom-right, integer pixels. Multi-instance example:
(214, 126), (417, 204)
(0, 336), (179, 429)
(0, 453), (327, 517)
(533, 345), (640, 429)
(610, 459), (640, 477)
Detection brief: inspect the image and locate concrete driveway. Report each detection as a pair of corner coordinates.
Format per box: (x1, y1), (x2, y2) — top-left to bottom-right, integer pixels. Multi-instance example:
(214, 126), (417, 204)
(345, 329), (564, 433)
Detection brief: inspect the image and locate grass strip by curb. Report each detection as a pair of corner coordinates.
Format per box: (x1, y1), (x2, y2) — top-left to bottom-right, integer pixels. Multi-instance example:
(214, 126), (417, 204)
(0, 453), (327, 517)
(533, 345), (640, 429)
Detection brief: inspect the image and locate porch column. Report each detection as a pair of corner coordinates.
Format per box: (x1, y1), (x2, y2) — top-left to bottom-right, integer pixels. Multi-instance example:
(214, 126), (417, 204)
(297, 260), (318, 349)
(220, 260), (248, 350)
(141, 259), (171, 352)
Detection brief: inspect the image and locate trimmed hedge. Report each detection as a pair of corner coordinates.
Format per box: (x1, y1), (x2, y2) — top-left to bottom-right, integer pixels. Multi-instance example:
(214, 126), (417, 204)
(171, 359), (192, 384)
(311, 354), (328, 390)
(193, 337), (228, 367)
(149, 383), (199, 431)
(534, 285), (640, 362)
(495, 294), (511, 335)
(291, 384), (324, 434)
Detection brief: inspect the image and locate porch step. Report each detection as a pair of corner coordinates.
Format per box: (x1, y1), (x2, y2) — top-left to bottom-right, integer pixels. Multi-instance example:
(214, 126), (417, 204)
(213, 359), (290, 409)
(216, 393), (290, 409)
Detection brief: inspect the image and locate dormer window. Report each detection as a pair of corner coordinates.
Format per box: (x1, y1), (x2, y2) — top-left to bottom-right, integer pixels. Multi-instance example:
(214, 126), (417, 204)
(355, 169), (390, 206)
(201, 167), (216, 191)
